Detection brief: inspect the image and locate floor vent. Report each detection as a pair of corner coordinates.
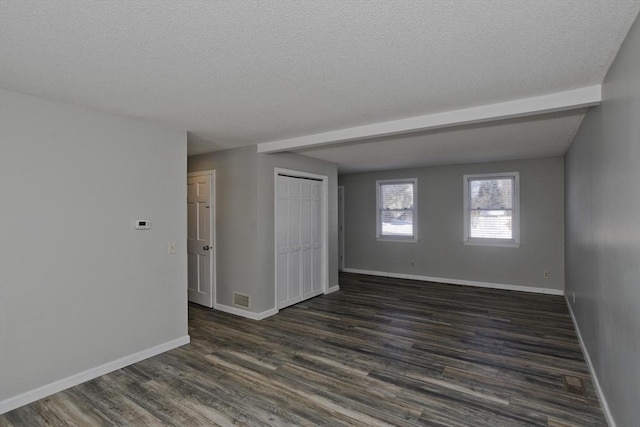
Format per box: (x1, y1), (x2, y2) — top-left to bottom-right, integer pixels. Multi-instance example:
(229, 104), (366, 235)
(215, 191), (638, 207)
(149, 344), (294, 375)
(233, 293), (250, 308)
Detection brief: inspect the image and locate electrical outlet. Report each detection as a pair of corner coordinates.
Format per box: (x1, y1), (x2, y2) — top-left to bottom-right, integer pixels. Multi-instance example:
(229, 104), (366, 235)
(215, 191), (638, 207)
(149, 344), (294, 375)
(543, 271), (549, 279)
(572, 292), (576, 304)
(168, 241), (176, 254)
(410, 260), (415, 267)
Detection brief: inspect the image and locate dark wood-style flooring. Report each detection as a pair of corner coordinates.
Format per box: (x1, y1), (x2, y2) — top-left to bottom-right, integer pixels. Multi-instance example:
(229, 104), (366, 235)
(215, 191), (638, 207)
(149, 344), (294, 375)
(1, 273), (606, 426)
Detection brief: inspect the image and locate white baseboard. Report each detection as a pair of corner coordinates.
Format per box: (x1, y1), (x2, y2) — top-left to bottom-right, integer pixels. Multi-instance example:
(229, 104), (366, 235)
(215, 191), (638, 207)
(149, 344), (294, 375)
(326, 285), (340, 294)
(342, 268), (564, 295)
(565, 297), (616, 427)
(0, 335), (190, 415)
(215, 303), (278, 320)
(216, 285), (343, 320)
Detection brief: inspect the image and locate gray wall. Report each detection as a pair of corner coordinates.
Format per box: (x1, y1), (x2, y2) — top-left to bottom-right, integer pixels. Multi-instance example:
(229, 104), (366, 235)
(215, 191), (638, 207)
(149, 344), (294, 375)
(0, 90), (188, 403)
(188, 147), (338, 313)
(188, 146), (259, 309)
(339, 157), (565, 291)
(256, 151), (339, 307)
(565, 14), (639, 427)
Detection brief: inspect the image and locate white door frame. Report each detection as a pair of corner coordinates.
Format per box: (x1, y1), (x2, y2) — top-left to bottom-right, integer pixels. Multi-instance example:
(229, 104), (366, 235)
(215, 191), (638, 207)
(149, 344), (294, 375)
(274, 168), (329, 311)
(187, 170), (216, 307)
(338, 185), (345, 271)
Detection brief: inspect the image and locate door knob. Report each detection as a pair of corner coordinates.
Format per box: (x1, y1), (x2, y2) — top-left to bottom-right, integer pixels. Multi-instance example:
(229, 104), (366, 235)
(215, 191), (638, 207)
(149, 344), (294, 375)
(203, 245), (210, 250)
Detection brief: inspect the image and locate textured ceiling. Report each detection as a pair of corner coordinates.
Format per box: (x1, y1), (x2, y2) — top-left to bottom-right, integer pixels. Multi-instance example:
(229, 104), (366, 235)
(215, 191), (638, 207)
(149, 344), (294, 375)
(1, 1), (639, 172)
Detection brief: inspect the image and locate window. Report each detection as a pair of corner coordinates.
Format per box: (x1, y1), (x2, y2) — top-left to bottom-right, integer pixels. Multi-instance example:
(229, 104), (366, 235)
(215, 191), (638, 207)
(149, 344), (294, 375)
(376, 178), (417, 241)
(463, 172), (519, 247)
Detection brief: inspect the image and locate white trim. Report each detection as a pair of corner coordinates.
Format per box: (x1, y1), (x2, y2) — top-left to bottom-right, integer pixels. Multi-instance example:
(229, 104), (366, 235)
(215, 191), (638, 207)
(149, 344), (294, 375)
(565, 297), (616, 427)
(187, 170), (216, 308)
(274, 168), (330, 311)
(376, 238), (419, 243)
(326, 285), (340, 294)
(376, 177), (418, 241)
(257, 85), (602, 153)
(322, 173), (329, 297)
(463, 240), (520, 248)
(463, 172), (520, 247)
(342, 268), (564, 295)
(0, 336), (190, 415)
(215, 303), (278, 320)
(274, 168), (328, 181)
(187, 171), (214, 177)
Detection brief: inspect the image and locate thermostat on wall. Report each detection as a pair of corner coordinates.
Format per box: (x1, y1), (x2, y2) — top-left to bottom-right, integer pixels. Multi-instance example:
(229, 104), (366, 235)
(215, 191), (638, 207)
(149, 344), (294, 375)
(134, 220), (151, 230)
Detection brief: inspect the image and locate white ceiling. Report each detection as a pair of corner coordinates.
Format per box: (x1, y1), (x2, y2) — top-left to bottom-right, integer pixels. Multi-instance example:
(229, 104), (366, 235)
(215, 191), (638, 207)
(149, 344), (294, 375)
(1, 1), (638, 172)
(299, 109), (588, 173)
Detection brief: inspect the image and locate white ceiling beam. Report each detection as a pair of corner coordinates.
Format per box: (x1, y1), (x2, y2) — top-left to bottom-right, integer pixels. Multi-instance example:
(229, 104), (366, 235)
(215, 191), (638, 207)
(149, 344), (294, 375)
(256, 85), (601, 153)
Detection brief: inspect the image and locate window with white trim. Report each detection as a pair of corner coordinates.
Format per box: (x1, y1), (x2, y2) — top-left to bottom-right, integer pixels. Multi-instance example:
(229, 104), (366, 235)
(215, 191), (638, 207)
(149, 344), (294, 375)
(376, 178), (417, 241)
(463, 172), (519, 247)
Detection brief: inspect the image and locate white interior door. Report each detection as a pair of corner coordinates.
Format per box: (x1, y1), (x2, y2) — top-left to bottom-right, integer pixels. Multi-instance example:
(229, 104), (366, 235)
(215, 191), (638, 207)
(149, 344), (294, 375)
(301, 182), (313, 299)
(309, 181), (323, 296)
(276, 174), (324, 309)
(276, 180), (290, 309)
(187, 172), (214, 308)
(277, 177), (302, 309)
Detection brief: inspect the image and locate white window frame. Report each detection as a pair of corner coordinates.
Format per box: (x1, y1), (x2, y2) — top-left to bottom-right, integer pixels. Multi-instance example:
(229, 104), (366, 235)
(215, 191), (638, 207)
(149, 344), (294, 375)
(376, 178), (418, 242)
(463, 172), (520, 248)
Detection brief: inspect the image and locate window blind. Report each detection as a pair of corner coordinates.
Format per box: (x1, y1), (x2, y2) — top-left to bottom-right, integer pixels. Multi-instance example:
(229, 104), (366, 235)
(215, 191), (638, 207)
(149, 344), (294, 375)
(468, 177), (514, 239)
(378, 181), (415, 238)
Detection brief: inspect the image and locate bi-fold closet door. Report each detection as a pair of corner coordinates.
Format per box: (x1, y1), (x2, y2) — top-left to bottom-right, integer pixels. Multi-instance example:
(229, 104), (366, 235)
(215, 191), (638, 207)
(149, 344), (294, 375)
(276, 174), (324, 309)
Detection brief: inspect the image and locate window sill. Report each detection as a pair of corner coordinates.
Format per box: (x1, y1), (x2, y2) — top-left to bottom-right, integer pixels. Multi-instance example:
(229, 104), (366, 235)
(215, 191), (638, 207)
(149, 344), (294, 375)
(377, 237), (418, 243)
(463, 240), (520, 248)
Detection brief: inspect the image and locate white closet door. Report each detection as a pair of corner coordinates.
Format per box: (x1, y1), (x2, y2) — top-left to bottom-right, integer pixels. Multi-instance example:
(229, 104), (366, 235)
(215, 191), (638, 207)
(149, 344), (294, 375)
(276, 176), (301, 309)
(287, 180), (303, 305)
(310, 181), (323, 295)
(276, 178), (290, 308)
(301, 181), (314, 299)
(276, 175), (324, 309)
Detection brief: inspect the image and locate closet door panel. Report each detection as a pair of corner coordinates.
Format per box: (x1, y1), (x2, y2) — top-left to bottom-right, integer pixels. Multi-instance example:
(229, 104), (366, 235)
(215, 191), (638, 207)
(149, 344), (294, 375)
(276, 175), (324, 309)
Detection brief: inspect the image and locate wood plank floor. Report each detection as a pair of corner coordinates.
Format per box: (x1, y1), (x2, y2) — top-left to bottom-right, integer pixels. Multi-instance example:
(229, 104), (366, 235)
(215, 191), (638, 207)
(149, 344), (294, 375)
(1, 273), (606, 426)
